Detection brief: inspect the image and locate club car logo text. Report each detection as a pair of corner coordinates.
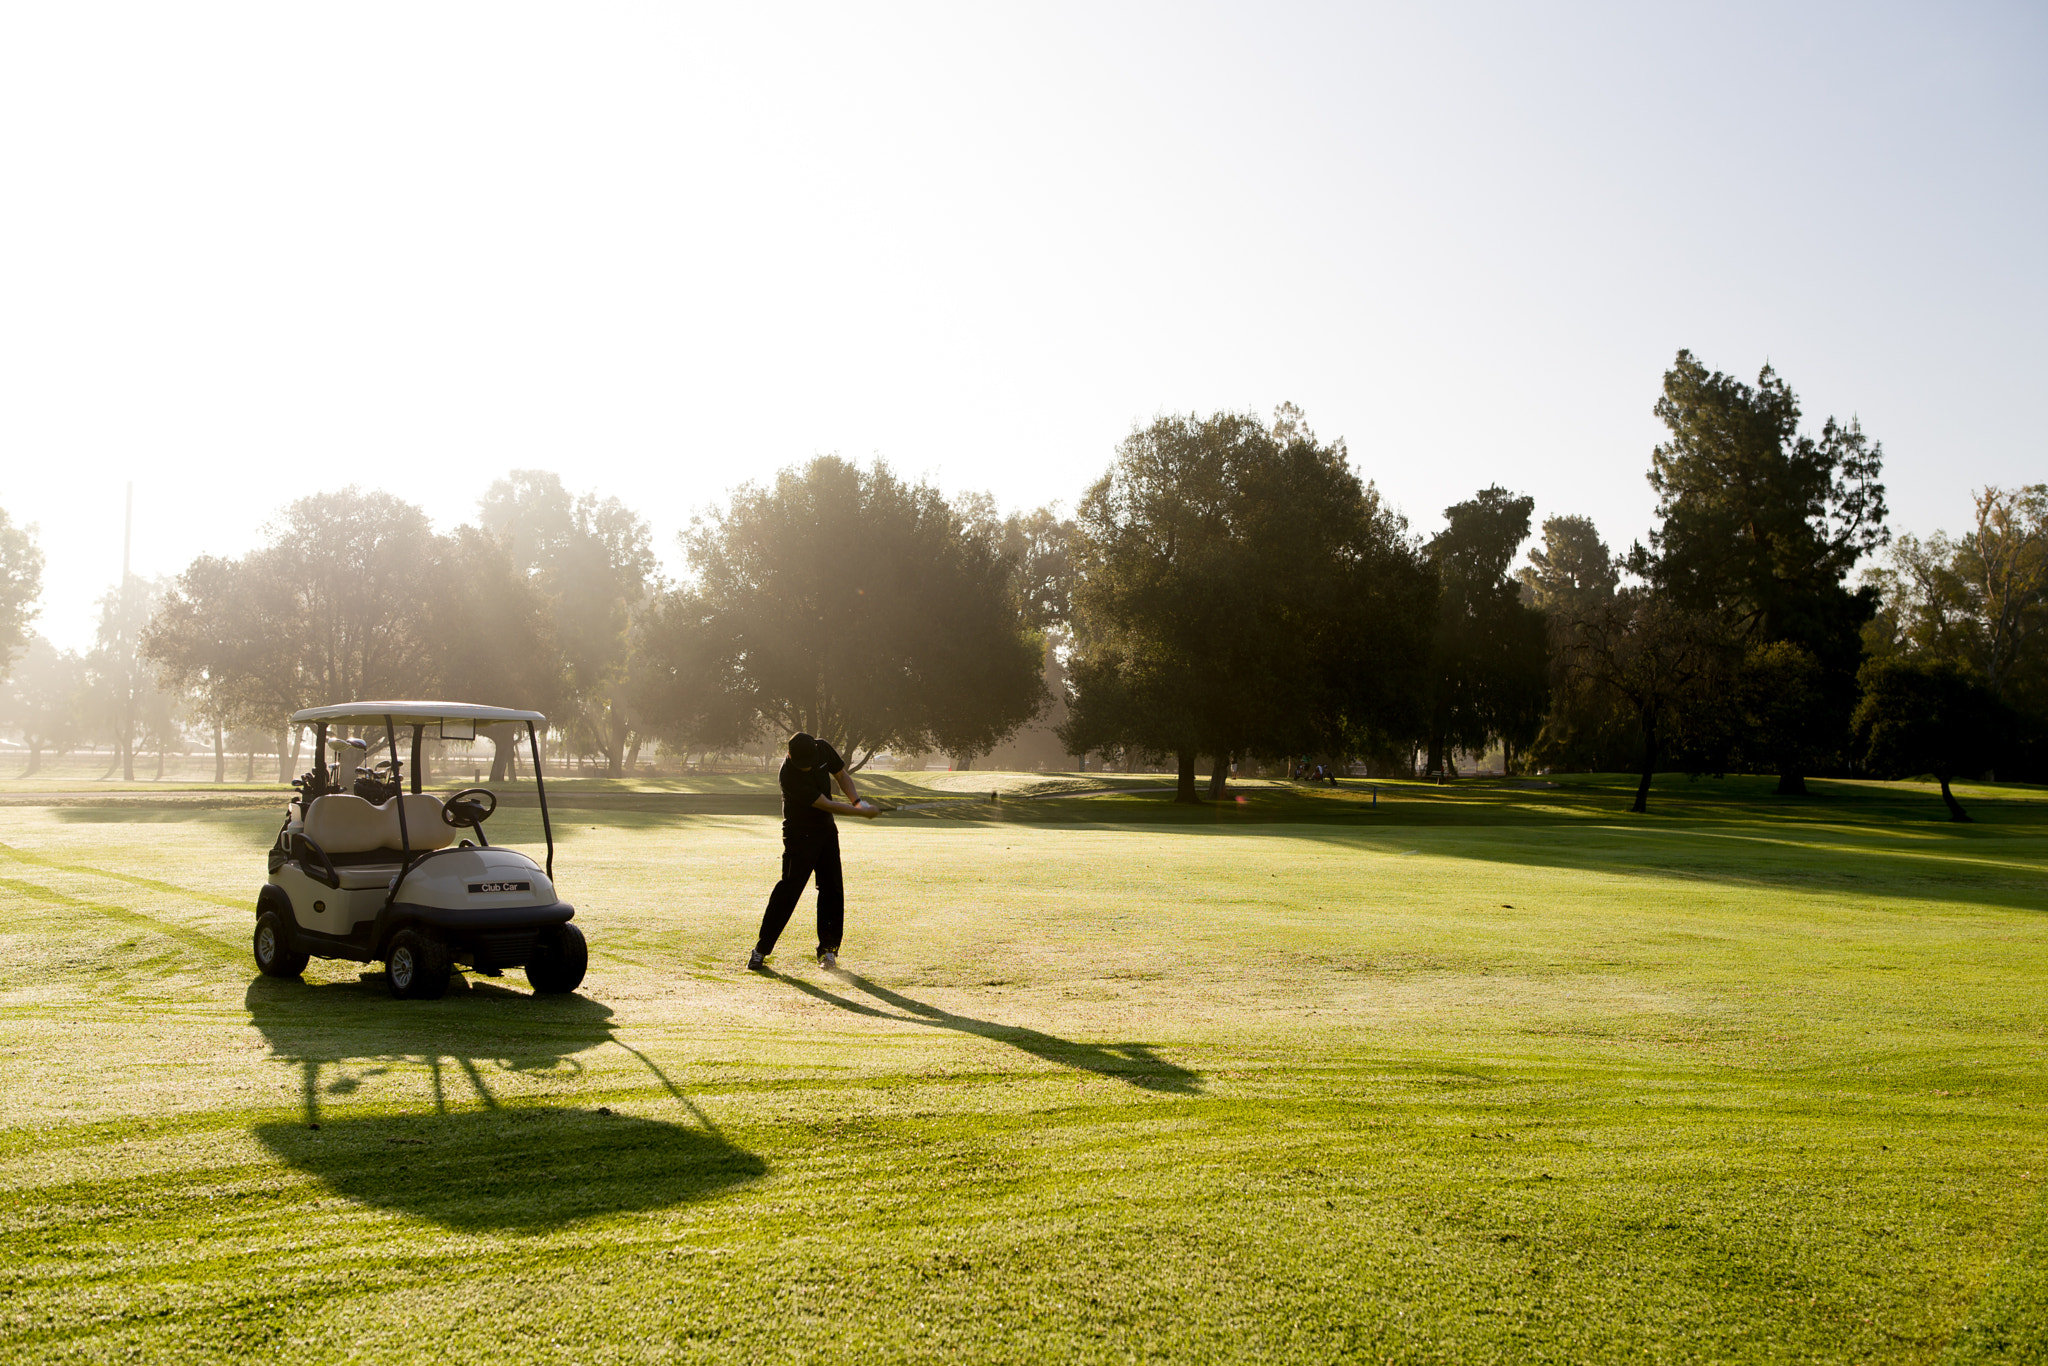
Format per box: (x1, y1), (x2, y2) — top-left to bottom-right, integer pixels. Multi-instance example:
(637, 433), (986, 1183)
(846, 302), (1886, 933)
(468, 880), (532, 894)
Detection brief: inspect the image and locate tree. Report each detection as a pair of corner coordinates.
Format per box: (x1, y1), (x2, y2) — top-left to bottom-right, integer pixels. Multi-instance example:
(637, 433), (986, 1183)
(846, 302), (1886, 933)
(1732, 640), (1826, 781)
(146, 500), (576, 784)
(1064, 408), (1433, 799)
(0, 635), (85, 775)
(1000, 506), (1078, 636)
(628, 589), (732, 763)
(194, 545), (323, 781)
(1066, 411), (1263, 799)
(141, 492), (440, 781)
(1520, 516), (1635, 772)
(265, 489), (442, 703)
(657, 457), (1044, 769)
(1424, 487), (1549, 776)
(1862, 531), (1970, 665)
(1956, 486), (2048, 704)
(1854, 657), (2005, 822)
(1520, 515), (1620, 614)
(143, 555), (270, 783)
(1558, 588), (1727, 813)
(1866, 486), (2048, 708)
(424, 525), (568, 781)
(138, 674), (186, 781)
(924, 512), (1054, 769)
(1249, 426), (1436, 781)
(479, 472), (659, 777)
(0, 508), (44, 682)
(965, 508), (1082, 770)
(85, 575), (163, 781)
(1638, 350), (1889, 794)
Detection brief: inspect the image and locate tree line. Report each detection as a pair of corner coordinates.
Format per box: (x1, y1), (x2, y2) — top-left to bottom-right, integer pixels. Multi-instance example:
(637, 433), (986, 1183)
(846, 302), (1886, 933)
(0, 350), (2042, 816)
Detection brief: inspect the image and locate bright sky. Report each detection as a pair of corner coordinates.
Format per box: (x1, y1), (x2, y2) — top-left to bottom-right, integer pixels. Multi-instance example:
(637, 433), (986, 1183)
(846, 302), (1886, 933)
(3, 2), (2042, 653)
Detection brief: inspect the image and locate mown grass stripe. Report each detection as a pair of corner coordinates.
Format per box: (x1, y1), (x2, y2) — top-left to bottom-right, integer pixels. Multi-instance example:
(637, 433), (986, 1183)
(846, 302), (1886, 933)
(0, 875), (242, 963)
(0, 839), (252, 911)
(1938, 1181), (2048, 1363)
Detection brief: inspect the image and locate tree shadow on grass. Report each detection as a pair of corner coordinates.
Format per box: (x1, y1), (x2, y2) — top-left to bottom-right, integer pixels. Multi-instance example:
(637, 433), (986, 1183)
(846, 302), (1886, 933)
(250, 1107), (764, 1233)
(1255, 791), (2048, 916)
(772, 970), (1203, 1095)
(943, 775), (2048, 917)
(245, 975), (765, 1231)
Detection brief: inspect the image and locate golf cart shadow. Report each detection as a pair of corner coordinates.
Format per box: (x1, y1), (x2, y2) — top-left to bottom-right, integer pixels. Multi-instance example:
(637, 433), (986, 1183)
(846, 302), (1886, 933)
(781, 972), (1203, 1095)
(245, 975), (765, 1231)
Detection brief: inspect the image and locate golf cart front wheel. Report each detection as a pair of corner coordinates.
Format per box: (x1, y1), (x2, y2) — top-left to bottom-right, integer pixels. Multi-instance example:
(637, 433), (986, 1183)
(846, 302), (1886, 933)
(386, 928), (450, 1000)
(253, 910), (309, 979)
(525, 923), (587, 995)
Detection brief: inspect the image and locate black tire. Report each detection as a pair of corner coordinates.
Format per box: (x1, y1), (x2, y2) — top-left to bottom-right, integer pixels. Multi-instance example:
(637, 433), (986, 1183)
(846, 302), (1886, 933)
(386, 928), (450, 1000)
(253, 908), (309, 978)
(525, 922), (588, 994)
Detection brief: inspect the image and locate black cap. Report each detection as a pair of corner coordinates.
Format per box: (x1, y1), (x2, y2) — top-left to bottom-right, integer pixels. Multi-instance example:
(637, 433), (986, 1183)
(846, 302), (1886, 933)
(788, 733), (820, 767)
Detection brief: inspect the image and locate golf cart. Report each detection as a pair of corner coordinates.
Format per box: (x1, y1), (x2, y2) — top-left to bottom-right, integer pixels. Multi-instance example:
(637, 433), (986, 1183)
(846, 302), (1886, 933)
(254, 701), (587, 1000)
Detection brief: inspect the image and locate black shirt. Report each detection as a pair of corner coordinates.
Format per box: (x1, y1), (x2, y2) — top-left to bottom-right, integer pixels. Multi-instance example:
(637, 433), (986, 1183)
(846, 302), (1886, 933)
(778, 741), (846, 837)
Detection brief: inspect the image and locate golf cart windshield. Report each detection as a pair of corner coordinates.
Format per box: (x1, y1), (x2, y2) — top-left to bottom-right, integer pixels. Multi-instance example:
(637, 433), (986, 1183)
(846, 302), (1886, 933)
(288, 701), (555, 879)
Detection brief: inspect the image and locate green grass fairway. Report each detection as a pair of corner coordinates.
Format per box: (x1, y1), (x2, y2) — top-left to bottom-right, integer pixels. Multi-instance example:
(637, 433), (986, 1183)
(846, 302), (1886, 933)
(4, 773), (2046, 1363)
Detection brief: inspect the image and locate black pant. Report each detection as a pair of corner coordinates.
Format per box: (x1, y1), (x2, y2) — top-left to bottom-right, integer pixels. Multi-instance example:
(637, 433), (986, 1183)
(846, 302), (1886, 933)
(756, 830), (843, 957)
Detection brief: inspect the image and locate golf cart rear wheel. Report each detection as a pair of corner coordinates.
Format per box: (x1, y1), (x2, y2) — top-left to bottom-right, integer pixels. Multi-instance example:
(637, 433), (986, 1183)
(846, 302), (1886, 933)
(386, 928), (450, 1000)
(525, 923), (587, 994)
(253, 910), (309, 979)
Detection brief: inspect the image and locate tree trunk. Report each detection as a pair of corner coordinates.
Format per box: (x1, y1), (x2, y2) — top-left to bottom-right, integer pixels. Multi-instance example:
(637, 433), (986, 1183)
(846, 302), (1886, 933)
(604, 718), (629, 778)
(154, 743), (165, 781)
(245, 744), (256, 783)
(1632, 712), (1657, 815)
(1174, 749), (1200, 803)
(1426, 730), (1444, 779)
(1938, 774), (1972, 823)
(278, 729), (294, 783)
(1208, 752), (1229, 800)
(1775, 770), (1808, 796)
(23, 743), (41, 778)
(490, 734), (511, 783)
(121, 732), (134, 782)
(213, 720), (226, 784)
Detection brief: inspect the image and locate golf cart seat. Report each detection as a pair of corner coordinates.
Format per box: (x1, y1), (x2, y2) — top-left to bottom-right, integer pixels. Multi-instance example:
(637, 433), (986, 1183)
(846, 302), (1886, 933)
(303, 793), (456, 856)
(303, 795), (386, 853)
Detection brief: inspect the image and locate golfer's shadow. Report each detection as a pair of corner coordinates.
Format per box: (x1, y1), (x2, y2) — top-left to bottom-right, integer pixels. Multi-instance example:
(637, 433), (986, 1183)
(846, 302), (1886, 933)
(775, 971), (1203, 1095)
(244, 975), (764, 1231)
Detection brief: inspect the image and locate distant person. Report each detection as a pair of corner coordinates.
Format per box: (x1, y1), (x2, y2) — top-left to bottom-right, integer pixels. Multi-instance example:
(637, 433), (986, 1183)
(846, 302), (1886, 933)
(749, 732), (878, 972)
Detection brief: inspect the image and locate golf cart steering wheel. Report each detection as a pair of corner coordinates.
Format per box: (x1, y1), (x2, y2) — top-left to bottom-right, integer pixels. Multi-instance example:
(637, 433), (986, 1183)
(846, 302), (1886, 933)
(441, 787), (498, 829)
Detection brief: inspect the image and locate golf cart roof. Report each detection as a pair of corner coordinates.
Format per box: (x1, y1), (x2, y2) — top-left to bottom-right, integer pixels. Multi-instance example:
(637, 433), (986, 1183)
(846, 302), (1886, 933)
(290, 701), (548, 728)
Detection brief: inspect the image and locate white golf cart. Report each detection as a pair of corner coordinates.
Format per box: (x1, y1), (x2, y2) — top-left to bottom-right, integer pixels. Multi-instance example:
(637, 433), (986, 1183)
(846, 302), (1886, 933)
(254, 702), (587, 1000)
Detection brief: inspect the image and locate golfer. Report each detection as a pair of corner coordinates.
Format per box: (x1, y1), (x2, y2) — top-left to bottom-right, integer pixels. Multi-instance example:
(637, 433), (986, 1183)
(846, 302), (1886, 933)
(748, 732), (878, 972)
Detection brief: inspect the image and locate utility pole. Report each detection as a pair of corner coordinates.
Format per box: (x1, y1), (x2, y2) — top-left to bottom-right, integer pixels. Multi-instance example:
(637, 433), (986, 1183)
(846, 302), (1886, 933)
(119, 483), (135, 780)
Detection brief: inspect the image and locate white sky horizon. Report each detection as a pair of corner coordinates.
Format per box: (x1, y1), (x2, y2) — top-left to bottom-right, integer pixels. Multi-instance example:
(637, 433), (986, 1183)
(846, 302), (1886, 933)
(4, 1), (2043, 654)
